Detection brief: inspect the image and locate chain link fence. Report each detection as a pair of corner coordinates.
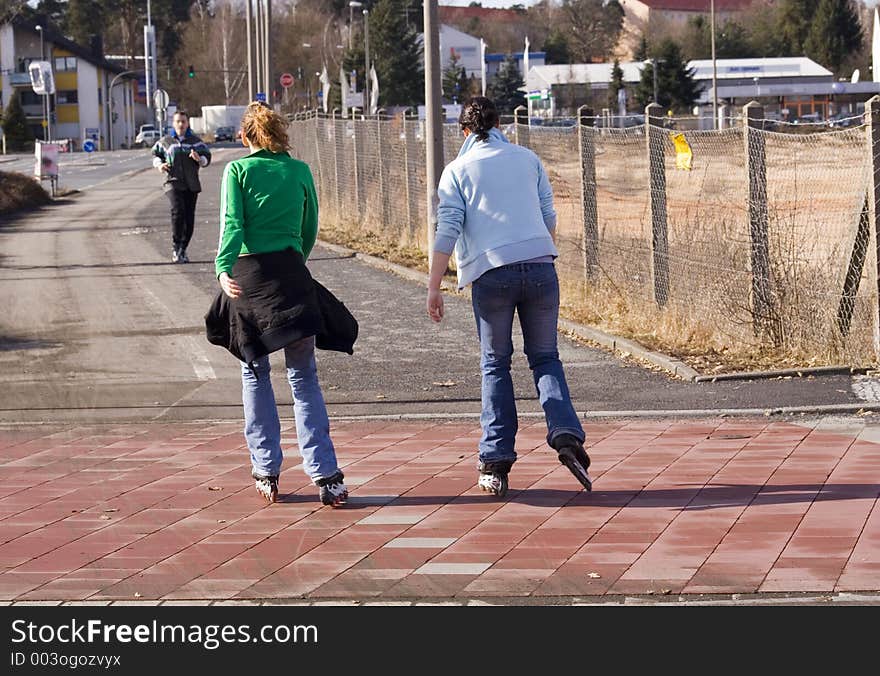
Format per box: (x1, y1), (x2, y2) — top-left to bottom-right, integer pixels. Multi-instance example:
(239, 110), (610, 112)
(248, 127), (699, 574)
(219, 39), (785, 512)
(289, 105), (880, 368)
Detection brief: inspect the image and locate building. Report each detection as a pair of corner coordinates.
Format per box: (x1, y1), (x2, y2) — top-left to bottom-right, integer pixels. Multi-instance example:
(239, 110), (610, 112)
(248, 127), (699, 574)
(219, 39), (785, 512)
(527, 57), (880, 121)
(617, 0), (753, 59)
(1, 17), (145, 150)
(440, 24), (482, 79)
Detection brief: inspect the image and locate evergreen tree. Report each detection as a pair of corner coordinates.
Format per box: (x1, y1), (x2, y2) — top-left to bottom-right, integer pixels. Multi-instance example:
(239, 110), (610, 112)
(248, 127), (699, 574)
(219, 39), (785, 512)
(369, 0), (424, 107)
(1, 91), (33, 151)
(542, 29), (570, 65)
(634, 39), (701, 113)
(804, 0), (862, 73)
(634, 35), (649, 61)
(487, 54), (526, 114)
(608, 59), (625, 110)
(777, 0), (820, 55)
(65, 0), (100, 46)
(442, 52), (465, 103)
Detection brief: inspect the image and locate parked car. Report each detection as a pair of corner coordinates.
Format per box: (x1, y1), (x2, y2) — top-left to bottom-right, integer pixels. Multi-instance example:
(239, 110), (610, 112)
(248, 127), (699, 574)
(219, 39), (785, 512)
(826, 112), (862, 128)
(135, 124), (161, 147)
(214, 125), (235, 142)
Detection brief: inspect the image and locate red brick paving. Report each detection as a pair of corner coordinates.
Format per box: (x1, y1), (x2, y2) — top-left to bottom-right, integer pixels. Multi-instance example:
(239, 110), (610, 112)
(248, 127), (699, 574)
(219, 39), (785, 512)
(0, 418), (878, 601)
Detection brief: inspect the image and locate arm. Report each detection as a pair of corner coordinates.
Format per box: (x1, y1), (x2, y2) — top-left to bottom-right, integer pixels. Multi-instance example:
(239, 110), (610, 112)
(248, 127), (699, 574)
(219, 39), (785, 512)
(426, 167), (464, 323)
(151, 140), (168, 172)
(434, 166), (465, 257)
(426, 249), (451, 323)
(215, 163), (245, 292)
(300, 167), (319, 260)
(190, 140), (212, 167)
(536, 158), (557, 239)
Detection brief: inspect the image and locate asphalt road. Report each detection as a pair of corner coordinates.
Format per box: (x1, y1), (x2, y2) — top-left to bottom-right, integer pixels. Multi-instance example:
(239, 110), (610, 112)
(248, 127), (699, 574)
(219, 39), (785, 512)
(0, 148), (873, 424)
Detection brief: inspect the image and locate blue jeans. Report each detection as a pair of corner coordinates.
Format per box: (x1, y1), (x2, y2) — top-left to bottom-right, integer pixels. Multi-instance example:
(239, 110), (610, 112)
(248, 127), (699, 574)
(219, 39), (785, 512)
(471, 262), (584, 464)
(240, 336), (339, 481)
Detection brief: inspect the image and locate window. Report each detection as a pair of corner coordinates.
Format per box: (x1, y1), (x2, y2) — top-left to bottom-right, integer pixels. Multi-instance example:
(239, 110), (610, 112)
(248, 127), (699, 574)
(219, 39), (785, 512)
(20, 90), (41, 106)
(56, 90), (78, 104)
(54, 56), (77, 72)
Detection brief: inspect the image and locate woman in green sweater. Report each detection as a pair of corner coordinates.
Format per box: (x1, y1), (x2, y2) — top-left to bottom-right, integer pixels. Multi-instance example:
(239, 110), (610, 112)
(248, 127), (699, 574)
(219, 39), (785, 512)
(215, 102), (348, 507)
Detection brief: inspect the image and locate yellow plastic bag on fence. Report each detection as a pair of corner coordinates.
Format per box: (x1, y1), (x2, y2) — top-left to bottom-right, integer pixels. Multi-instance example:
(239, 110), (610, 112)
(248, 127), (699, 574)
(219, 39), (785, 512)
(671, 132), (693, 171)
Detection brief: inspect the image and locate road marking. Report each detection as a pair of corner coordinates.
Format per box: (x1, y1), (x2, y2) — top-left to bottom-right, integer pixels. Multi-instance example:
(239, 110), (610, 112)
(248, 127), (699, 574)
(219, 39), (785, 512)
(141, 286), (216, 382)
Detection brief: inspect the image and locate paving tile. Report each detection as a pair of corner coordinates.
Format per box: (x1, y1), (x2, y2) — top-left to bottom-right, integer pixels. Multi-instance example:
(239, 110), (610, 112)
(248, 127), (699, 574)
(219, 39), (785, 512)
(1, 418), (877, 602)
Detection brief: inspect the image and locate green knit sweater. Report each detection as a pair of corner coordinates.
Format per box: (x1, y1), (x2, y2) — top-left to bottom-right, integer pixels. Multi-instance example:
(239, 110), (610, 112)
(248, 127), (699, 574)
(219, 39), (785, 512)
(216, 149), (318, 278)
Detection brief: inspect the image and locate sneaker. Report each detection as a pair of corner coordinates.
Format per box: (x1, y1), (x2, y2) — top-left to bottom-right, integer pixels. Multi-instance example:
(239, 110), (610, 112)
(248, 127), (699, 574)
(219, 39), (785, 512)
(552, 434), (592, 492)
(316, 471), (348, 507)
(477, 459), (513, 498)
(252, 472), (278, 503)
(178, 248), (189, 263)
(171, 248), (180, 263)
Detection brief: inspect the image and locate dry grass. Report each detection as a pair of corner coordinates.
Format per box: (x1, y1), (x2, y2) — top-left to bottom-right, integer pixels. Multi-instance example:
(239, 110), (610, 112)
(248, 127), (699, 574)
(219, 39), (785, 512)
(318, 220), (430, 272)
(0, 171), (51, 215)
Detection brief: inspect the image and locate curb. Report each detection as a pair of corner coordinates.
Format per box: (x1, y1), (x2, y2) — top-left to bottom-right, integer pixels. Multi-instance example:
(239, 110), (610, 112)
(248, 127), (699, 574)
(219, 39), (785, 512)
(694, 365), (871, 383)
(317, 238), (699, 379)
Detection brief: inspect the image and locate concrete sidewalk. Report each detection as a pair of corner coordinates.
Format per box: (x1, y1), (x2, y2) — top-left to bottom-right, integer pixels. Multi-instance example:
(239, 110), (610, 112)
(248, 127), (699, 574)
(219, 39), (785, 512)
(1, 416), (878, 605)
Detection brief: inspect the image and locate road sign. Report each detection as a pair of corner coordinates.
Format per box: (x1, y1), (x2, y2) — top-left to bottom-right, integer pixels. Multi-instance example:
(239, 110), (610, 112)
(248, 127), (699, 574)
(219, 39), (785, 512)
(255, 92), (267, 102)
(28, 61), (55, 95)
(153, 88), (169, 110)
(83, 139), (96, 153)
(280, 72), (294, 89)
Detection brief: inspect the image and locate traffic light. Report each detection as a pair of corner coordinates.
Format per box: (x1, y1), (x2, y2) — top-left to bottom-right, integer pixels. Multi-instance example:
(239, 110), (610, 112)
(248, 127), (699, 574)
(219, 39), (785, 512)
(188, 64), (195, 79)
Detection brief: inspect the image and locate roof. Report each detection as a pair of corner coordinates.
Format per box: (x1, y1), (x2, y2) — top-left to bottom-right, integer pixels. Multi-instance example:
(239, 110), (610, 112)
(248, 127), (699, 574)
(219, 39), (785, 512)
(689, 57), (833, 79)
(528, 62), (647, 89)
(12, 17), (134, 77)
(627, 0), (753, 10)
(527, 57), (833, 89)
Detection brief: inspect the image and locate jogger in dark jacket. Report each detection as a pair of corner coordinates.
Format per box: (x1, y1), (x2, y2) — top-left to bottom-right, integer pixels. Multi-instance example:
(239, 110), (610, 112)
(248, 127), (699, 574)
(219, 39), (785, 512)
(151, 110), (211, 263)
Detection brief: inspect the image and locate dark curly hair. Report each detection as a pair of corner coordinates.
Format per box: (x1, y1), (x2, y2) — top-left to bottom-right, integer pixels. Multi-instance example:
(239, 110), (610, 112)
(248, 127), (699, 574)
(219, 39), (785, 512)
(459, 96), (499, 141)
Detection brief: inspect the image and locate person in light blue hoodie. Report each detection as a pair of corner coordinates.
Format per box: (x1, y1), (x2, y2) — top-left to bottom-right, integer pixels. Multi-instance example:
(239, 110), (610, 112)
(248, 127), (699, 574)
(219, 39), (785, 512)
(426, 96), (593, 499)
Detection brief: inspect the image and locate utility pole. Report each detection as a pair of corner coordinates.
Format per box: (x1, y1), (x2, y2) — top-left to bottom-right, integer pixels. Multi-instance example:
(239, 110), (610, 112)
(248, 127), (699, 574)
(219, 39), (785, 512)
(245, 0), (255, 100)
(264, 0), (272, 104)
(423, 0), (443, 256)
(711, 0), (718, 129)
(35, 25), (47, 141)
(363, 8), (370, 114)
(349, 1), (362, 50)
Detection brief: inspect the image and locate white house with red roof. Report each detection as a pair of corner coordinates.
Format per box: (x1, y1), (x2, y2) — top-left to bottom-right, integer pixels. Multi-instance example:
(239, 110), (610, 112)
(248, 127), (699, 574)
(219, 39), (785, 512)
(617, 0), (754, 59)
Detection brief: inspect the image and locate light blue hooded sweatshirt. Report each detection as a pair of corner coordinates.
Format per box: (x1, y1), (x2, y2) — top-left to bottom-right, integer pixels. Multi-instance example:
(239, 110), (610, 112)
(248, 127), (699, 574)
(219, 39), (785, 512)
(433, 126), (558, 289)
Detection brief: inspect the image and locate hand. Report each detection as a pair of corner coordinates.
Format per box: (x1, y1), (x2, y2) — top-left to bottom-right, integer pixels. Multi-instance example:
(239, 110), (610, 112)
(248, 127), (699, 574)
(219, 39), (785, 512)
(189, 149), (200, 162)
(219, 272), (242, 299)
(427, 288), (444, 323)
(159, 163), (170, 173)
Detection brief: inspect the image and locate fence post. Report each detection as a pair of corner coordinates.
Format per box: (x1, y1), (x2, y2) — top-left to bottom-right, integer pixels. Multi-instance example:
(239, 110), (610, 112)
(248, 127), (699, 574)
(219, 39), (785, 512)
(718, 103), (728, 130)
(332, 108), (342, 220)
(867, 96), (880, 359)
(743, 100), (777, 343)
(514, 105), (529, 147)
(311, 113), (323, 194)
(578, 105), (598, 280)
(646, 102), (669, 307)
(402, 109), (416, 244)
(352, 108), (361, 224)
(376, 109), (389, 228)
(837, 193), (870, 337)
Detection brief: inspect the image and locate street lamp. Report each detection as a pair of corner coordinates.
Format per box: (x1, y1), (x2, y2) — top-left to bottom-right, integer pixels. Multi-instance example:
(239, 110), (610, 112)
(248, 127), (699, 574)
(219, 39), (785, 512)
(348, 1), (362, 50)
(107, 70), (142, 151)
(35, 24), (47, 141)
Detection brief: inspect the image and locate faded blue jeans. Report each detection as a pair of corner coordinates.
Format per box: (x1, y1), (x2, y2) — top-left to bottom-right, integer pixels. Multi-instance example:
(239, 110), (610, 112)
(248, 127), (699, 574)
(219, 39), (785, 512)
(240, 336), (340, 481)
(471, 261), (584, 465)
